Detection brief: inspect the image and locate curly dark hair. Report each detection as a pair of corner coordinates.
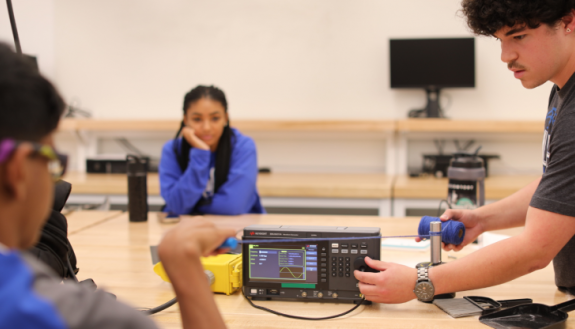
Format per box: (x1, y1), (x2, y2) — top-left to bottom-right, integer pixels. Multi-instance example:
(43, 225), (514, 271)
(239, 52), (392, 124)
(461, 0), (575, 36)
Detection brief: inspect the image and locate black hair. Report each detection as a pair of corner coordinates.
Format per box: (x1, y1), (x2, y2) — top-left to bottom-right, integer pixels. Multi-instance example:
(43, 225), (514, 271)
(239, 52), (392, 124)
(0, 43), (65, 141)
(173, 85), (233, 194)
(461, 0), (575, 36)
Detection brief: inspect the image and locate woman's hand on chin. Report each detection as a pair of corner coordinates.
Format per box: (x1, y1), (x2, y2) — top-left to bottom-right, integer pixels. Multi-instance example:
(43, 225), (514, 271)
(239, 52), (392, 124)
(182, 127), (210, 151)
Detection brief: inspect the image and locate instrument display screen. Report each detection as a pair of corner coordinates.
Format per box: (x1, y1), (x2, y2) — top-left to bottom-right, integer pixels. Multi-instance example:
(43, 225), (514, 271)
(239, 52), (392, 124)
(248, 243), (318, 284)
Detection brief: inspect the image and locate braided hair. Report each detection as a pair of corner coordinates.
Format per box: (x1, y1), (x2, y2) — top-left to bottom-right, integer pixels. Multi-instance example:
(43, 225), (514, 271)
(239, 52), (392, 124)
(173, 85), (233, 193)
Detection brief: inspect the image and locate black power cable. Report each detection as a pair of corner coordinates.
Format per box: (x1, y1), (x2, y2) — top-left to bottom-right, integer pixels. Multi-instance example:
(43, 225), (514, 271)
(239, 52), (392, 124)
(6, 0), (22, 54)
(141, 297), (178, 315)
(141, 292), (364, 319)
(66, 257), (79, 283)
(437, 199), (451, 217)
(243, 292), (366, 320)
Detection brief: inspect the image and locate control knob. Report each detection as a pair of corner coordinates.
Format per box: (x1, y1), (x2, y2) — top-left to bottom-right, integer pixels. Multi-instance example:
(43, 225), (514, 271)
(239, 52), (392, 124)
(353, 256), (379, 273)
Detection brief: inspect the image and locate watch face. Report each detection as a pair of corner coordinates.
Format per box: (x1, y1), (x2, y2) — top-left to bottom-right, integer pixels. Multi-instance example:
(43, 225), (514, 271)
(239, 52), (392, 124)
(416, 262), (433, 269)
(414, 282), (435, 301)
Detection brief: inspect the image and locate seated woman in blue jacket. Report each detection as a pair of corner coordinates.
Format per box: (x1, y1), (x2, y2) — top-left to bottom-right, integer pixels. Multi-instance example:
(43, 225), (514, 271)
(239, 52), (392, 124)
(159, 85), (265, 215)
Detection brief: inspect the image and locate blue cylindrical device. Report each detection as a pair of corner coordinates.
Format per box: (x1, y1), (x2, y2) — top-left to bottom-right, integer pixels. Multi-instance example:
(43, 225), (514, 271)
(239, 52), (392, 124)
(418, 216), (465, 245)
(218, 237), (238, 250)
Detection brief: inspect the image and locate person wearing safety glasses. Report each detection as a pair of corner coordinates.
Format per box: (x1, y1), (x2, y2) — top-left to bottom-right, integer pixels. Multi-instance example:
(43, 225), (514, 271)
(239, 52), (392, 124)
(0, 43), (232, 329)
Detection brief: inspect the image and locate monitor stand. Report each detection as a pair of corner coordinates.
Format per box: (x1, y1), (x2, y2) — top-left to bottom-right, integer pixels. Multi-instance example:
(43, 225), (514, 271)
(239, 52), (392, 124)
(408, 87), (444, 118)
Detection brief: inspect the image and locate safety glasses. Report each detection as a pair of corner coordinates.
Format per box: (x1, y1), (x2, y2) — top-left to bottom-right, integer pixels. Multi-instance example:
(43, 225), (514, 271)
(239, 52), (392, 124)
(0, 139), (68, 182)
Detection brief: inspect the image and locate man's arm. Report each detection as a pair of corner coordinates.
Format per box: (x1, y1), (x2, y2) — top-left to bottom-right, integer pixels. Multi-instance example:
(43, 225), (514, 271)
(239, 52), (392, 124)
(438, 177), (541, 251)
(473, 177), (541, 231)
(158, 218), (235, 329)
(355, 206), (575, 303)
(433, 206), (575, 294)
(162, 256), (225, 328)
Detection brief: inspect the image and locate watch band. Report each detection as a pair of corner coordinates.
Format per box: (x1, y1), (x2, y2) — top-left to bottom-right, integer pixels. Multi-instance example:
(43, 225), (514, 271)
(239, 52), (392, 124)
(414, 266), (435, 302)
(417, 266), (429, 282)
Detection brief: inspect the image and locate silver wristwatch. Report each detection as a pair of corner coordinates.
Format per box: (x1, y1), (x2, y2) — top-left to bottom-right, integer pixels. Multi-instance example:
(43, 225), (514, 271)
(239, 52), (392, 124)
(413, 266), (435, 302)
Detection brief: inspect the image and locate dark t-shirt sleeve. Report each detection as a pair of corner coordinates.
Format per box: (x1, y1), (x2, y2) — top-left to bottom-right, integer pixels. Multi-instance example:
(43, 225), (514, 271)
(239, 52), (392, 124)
(530, 106), (575, 217)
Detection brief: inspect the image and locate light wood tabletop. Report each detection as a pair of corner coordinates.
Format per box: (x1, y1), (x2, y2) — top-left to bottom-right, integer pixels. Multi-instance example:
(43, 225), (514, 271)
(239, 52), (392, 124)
(58, 119), (396, 133)
(396, 119), (544, 133)
(393, 174), (541, 199)
(63, 171), (394, 199)
(63, 172), (161, 195)
(257, 172), (393, 199)
(59, 118), (545, 134)
(68, 212), (572, 329)
(64, 210), (123, 235)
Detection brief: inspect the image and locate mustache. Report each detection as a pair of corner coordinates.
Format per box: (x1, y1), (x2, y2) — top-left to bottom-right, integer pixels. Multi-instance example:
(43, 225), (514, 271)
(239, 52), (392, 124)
(508, 61), (526, 71)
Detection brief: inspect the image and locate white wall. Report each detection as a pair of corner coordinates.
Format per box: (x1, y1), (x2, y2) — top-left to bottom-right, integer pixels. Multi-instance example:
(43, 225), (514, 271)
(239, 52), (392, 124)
(0, 0), (55, 80)
(97, 131), (390, 173)
(407, 133), (543, 175)
(51, 0), (552, 120)
(5, 1), (550, 174)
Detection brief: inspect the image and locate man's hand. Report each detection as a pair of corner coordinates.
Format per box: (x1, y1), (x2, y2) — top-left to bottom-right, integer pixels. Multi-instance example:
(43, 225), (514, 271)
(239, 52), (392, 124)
(413, 209), (483, 251)
(182, 126), (210, 151)
(158, 217), (236, 264)
(437, 209), (484, 251)
(157, 218), (235, 329)
(354, 257), (417, 304)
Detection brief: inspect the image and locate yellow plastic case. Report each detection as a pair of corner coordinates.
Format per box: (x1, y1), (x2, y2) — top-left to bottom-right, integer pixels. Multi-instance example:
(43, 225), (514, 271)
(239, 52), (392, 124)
(153, 254), (242, 295)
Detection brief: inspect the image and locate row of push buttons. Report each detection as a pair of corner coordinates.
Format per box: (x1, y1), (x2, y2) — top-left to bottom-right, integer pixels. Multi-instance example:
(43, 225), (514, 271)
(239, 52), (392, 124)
(331, 256), (351, 277)
(319, 247), (328, 283)
(331, 242), (368, 255)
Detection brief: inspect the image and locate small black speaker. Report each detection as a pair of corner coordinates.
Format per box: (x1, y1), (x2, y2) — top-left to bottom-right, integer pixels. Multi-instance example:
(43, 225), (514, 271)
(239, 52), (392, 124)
(127, 154), (148, 222)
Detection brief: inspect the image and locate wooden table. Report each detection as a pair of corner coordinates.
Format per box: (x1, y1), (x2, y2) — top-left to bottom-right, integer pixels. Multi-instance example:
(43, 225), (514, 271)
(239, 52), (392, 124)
(63, 172), (161, 195)
(59, 119), (397, 133)
(392, 174), (541, 216)
(64, 210), (123, 235)
(68, 212), (572, 328)
(393, 174), (540, 200)
(63, 172), (393, 199)
(257, 172), (392, 199)
(396, 119), (543, 133)
(63, 172), (394, 215)
(60, 118), (542, 134)
(63, 171), (530, 200)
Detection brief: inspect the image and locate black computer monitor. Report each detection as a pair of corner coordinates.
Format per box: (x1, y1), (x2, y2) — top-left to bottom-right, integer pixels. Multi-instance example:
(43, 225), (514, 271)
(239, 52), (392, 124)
(389, 38), (475, 118)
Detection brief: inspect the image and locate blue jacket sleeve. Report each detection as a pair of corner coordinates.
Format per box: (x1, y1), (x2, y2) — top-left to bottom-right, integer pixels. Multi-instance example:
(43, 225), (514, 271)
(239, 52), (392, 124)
(197, 137), (259, 215)
(159, 140), (212, 214)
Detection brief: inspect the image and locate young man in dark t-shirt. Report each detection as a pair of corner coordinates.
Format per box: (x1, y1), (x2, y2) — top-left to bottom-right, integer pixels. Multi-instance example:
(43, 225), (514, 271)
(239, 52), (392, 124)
(0, 43), (234, 328)
(354, 0), (575, 303)
(536, 70), (575, 290)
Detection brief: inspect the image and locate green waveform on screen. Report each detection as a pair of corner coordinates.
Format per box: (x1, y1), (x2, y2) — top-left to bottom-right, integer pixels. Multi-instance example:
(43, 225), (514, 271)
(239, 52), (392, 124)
(279, 267), (304, 278)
